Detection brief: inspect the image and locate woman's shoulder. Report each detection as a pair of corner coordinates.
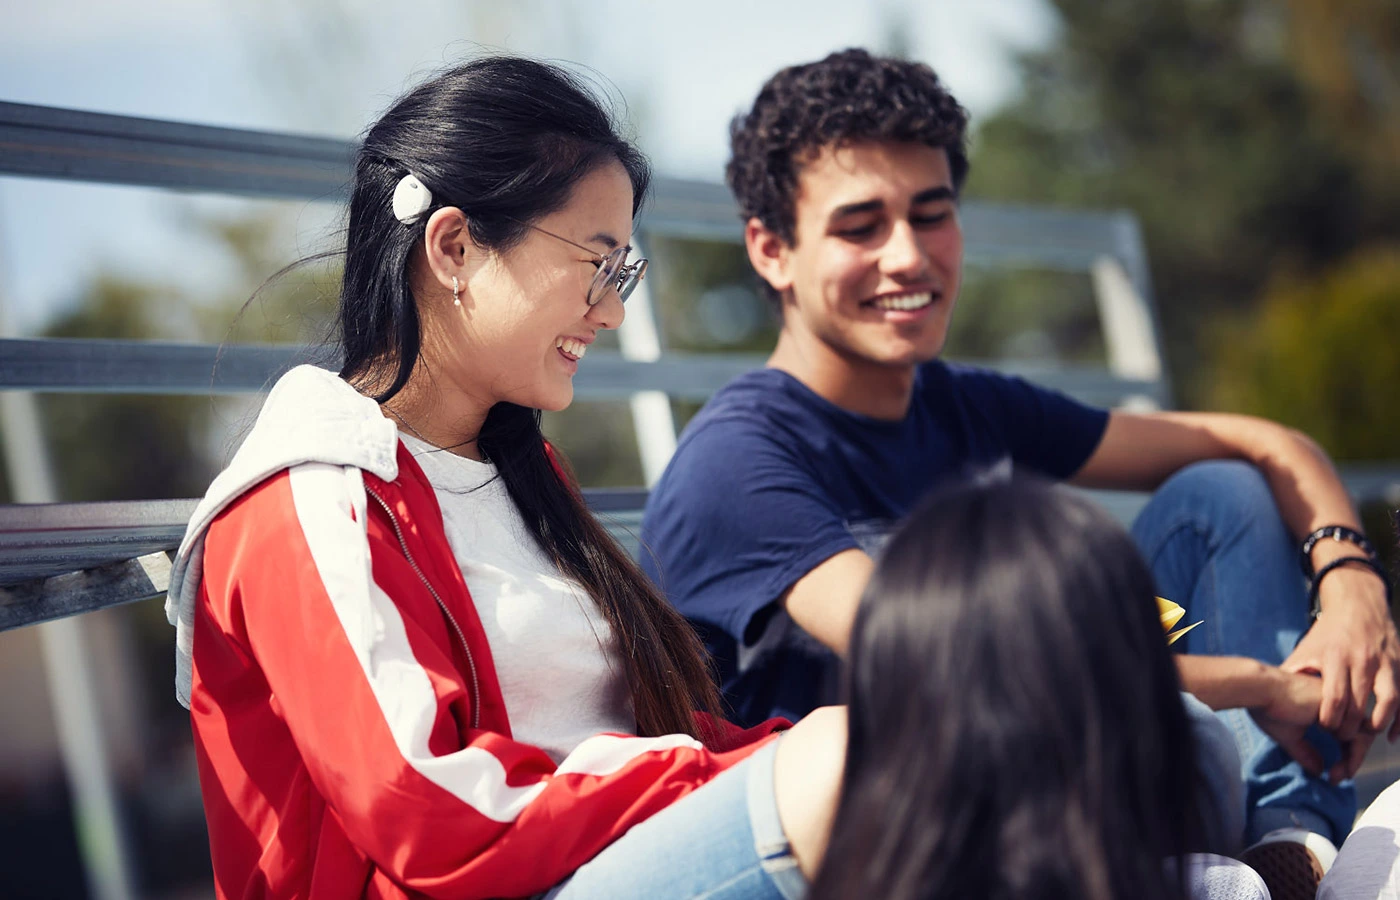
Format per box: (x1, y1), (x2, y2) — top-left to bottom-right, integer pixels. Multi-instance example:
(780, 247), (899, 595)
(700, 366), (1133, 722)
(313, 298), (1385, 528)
(207, 462), (364, 549)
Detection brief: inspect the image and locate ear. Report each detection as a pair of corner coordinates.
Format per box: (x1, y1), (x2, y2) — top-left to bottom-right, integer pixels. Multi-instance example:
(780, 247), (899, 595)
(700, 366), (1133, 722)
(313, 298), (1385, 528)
(744, 217), (794, 297)
(421, 207), (474, 291)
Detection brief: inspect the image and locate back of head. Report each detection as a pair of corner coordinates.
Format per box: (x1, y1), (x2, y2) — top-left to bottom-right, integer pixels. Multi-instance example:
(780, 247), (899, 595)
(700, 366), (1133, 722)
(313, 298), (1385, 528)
(813, 477), (1200, 900)
(726, 47), (969, 248)
(339, 55), (651, 400)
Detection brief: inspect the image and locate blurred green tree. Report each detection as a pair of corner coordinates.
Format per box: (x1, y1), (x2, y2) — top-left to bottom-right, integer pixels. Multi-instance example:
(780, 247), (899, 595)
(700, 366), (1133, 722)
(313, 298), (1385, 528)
(967, 0), (1400, 413)
(39, 275), (214, 502)
(37, 208), (339, 502)
(1210, 246), (1400, 459)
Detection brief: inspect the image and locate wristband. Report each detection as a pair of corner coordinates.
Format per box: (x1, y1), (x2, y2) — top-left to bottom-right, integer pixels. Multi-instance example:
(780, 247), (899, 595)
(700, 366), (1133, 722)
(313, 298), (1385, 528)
(1307, 555), (1392, 621)
(1300, 524), (1376, 579)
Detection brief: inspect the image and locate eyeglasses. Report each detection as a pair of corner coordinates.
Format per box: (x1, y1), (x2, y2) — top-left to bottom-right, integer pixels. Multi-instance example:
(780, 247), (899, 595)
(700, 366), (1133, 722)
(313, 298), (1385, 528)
(519, 221), (648, 305)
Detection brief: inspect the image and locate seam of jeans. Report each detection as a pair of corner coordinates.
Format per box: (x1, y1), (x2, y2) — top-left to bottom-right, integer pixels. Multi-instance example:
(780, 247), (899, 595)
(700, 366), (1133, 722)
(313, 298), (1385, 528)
(1218, 707), (1260, 761)
(759, 855), (809, 900)
(692, 865), (765, 899)
(1140, 517), (1226, 655)
(759, 852), (801, 874)
(1139, 517), (1221, 568)
(1205, 549), (1226, 654)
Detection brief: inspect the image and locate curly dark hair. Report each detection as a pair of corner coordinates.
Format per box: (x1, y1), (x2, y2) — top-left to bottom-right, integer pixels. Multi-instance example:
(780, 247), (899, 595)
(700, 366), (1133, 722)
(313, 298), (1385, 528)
(727, 48), (970, 249)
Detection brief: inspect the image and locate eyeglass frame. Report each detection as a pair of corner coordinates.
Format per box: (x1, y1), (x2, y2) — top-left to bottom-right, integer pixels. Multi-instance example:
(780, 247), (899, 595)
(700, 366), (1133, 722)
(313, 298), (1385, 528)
(507, 217), (648, 305)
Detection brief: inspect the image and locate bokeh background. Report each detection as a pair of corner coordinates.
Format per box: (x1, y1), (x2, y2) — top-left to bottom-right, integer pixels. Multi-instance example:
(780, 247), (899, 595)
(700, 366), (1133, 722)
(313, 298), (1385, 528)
(1, 1), (1397, 896)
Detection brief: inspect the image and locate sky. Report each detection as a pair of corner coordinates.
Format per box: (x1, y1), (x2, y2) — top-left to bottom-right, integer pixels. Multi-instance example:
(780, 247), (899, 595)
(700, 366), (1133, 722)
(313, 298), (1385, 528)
(0, 0), (1056, 334)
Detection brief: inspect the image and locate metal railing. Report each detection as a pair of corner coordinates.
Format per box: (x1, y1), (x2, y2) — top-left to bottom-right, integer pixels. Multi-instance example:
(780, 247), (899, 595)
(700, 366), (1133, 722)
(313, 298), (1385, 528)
(0, 98), (1191, 629)
(0, 99), (1174, 404)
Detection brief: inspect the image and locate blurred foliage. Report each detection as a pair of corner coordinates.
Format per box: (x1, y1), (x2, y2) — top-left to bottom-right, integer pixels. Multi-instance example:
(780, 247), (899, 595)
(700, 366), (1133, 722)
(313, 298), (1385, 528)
(39, 276), (216, 502)
(200, 212), (340, 347)
(646, 236), (777, 354)
(21, 208), (344, 771)
(32, 210), (340, 502)
(543, 401), (645, 487)
(968, 0), (1400, 422)
(1210, 246), (1400, 459)
(945, 266), (1105, 364)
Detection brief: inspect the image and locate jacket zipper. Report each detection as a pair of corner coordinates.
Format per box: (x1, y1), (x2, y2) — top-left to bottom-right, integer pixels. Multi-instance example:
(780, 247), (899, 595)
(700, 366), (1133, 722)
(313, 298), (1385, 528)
(364, 487), (481, 729)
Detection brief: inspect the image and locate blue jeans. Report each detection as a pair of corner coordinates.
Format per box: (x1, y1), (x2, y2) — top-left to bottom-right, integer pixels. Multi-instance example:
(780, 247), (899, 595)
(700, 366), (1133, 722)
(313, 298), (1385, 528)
(542, 738), (806, 899)
(1132, 460), (1357, 845)
(1185, 691), (1247, 855)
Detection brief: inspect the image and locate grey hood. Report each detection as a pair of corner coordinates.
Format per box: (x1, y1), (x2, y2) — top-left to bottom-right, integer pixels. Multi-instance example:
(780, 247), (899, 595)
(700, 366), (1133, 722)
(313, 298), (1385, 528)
(165, 365), (401, 707)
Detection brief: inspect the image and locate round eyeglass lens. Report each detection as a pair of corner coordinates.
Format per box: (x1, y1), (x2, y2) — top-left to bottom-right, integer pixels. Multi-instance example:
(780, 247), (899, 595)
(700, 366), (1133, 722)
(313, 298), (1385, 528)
(588, 247), (631, 304)
(618, 258), (648, 301)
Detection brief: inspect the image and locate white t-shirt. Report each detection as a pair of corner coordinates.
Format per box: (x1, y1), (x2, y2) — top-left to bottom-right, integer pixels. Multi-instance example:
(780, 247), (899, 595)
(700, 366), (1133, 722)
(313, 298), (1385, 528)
(398, 433), (635, 762)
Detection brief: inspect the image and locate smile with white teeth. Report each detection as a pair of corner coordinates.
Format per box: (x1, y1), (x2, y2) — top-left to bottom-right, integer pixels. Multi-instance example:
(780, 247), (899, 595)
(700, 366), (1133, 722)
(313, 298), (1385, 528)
(871, 292), (934, 311)
(556, 337), (588, 359)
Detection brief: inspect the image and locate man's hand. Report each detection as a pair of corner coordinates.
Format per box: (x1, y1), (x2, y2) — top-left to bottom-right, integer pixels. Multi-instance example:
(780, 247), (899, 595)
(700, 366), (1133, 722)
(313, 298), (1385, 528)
(1249, 668), (1324, 777)
(1247, 666), (1372, 783)
(1284, 566), (1400, 744)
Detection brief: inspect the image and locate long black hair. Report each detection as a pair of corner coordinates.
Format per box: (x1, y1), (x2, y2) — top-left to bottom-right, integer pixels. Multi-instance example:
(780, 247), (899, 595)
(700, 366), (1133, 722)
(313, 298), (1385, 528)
(812, 477), (1204, 900)
(337, 56), (723, 739)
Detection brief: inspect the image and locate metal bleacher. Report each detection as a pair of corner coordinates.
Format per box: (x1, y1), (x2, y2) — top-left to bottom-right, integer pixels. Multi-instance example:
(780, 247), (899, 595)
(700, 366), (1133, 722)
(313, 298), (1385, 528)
(0, 97), (1186, 621)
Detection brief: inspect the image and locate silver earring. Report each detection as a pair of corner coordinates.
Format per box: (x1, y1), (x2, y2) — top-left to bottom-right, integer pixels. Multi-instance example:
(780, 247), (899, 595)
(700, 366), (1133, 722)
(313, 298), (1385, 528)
(452, 276), (461, 307)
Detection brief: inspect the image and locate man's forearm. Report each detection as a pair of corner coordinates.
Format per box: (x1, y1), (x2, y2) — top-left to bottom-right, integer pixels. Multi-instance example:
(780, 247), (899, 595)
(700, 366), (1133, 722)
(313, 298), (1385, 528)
(1177, 654), (1280, 710)
(1074, 411), (1362, 547)
(1229, 417), (1361, 544)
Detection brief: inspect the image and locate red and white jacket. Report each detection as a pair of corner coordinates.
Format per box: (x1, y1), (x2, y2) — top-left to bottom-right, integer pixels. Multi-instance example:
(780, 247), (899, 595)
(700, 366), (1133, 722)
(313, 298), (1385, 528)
(166, 366), (784, 900)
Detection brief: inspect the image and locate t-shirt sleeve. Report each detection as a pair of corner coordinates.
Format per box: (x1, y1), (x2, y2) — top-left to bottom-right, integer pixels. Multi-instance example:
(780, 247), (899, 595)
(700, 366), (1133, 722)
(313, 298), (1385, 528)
(945, 365), (1110, 479)
(640, 417), (859, 646)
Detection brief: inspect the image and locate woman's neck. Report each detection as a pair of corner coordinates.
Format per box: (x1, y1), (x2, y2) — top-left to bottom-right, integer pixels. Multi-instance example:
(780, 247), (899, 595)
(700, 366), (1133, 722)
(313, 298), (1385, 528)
(367, 366), (493, 462)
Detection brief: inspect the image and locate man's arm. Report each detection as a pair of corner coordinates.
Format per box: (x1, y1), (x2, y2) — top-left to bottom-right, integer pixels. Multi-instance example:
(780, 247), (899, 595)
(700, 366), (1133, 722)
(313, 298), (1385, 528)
(1074, 410), (1400, 750)
(777, 534), (1353, 772)
(1072, 410), (1354, 529)
(780, 548), (874, 657)
(1182, 656), (1336, 778)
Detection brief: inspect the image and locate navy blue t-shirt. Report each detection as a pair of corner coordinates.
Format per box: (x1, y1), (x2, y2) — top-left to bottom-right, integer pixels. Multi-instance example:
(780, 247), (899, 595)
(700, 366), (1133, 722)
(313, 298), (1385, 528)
(639, 361), (1110, 727)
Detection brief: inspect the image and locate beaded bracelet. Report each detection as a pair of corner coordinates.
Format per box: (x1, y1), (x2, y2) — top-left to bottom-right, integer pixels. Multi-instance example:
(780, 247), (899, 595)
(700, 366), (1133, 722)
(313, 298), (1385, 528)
(1300, 524), (1377, 579)
(1307, 555), (1393, 621)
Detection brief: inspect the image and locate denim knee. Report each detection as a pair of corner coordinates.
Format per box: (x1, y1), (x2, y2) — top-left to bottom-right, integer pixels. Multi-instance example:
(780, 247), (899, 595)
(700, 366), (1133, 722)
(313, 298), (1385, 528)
(1160, 460), (1273, 513)
(1155, 461), (1280, 538)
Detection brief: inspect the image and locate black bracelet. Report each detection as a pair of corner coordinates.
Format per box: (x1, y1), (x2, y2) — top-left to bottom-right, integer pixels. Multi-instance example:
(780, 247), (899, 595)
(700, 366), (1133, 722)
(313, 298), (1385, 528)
(1300, 524), (1377, 578)
(1308, 555), (1393, 621)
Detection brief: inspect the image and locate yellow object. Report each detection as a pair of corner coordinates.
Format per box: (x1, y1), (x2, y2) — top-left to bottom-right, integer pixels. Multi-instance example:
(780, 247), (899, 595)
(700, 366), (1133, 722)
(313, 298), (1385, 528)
(1156, 597), (1203, 646)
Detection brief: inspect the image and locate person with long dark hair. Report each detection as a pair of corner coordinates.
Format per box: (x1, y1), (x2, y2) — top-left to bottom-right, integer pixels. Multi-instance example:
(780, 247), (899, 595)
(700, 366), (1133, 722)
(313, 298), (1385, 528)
(165, 56), (844, 899)
(811, 477), (1269, 900)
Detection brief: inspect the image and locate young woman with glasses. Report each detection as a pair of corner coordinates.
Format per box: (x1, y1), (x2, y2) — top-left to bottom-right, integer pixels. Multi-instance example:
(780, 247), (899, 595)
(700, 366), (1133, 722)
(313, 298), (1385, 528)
(166, 55), (842, 899)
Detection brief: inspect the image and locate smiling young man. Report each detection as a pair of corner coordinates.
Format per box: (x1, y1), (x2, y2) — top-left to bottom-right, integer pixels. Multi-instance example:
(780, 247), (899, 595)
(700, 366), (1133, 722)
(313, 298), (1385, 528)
(640, 49), (1400, 867)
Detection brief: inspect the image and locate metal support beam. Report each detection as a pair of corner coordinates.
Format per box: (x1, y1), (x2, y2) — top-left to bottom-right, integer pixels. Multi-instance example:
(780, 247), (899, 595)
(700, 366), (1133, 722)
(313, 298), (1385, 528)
(0, 491), (646, 634)
(0, 337), (333, 394)
(0, 284), (137, 900)
(0, 497), (195, 584)
(0, 337), (1165, 406)
(615, 238), (679, 486)
(1091, 255), (1164, 411)
(0, 100), (353, 201)
(0, 553), (170, 632)
(0, 101), (1171, 276)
